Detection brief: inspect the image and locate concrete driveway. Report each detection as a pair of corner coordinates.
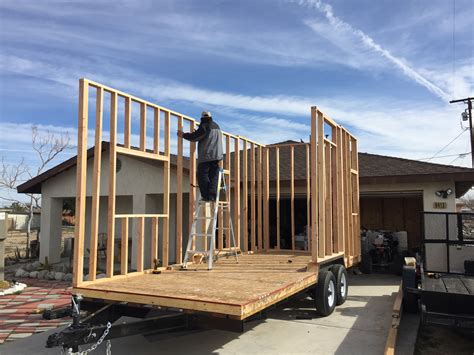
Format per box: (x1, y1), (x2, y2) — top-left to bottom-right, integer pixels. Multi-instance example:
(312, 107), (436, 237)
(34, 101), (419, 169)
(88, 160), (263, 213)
(2, 273), (400, 355)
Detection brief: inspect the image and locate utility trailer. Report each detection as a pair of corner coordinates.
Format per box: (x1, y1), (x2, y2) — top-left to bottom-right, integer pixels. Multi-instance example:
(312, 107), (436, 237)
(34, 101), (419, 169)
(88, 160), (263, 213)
(403, 212), (474, 329)
(47, 79), (361, 352)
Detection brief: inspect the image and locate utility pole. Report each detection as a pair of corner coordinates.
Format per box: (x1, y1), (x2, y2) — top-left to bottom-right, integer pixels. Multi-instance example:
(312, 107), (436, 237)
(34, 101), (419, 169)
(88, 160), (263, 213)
(450, 97), (474, 167)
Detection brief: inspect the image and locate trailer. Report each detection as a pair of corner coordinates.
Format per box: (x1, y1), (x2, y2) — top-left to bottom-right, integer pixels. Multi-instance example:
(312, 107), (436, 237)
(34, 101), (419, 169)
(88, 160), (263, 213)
(47, 79), (361, 352)
(403, 211), (474, 329)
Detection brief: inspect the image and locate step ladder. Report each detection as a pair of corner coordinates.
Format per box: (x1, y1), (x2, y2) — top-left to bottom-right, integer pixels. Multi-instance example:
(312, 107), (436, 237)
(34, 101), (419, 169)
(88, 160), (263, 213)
(182, 168), (239, 270)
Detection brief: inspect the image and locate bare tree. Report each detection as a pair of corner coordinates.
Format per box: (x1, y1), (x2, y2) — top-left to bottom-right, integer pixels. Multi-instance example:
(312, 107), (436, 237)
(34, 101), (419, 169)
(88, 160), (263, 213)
(0, 126), (70, 258)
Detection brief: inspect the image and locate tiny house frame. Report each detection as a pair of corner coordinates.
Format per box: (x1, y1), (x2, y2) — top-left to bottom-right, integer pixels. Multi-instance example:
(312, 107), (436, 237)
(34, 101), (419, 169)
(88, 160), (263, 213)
(72, 79), (360, 320)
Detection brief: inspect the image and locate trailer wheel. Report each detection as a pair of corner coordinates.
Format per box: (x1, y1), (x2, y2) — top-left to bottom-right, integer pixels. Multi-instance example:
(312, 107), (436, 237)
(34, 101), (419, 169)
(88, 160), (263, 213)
(402, 265), (418, 313)
(314, 269), (337, 317)
(331, 264), (348, 305)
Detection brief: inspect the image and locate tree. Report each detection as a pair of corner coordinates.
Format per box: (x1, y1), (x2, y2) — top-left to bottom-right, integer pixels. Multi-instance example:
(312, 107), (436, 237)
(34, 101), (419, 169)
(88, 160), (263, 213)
(0, 126), (70, 258)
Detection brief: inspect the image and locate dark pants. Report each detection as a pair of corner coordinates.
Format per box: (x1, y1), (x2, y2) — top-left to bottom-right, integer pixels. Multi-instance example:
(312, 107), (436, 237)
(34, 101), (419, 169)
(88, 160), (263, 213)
(197, 160), (220, 201)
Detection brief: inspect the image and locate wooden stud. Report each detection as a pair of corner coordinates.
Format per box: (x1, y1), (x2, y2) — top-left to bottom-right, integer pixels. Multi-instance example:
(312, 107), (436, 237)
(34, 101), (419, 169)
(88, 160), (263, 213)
(310, 108), (318, 262)
(151, 217), (158, 269)
(242, 140), (248, 252)
(225, 135), (231, 249)
(73, 79), (89, 287)
(250, 143), (256, 251)
(106, 91), (117, 278)
(162, 111), (170, 267)
(140, 102), (146, 151)
(290, 145), (295, 250)
(176, 116), (183, 263)
(317, 110), (325, 259)
(189, 121), (196, 240)
(234, 138), (240, 249)
(257, 145), (262, 249)
(306, 144), (311, 252)
(121, 218), (128, 275)
(336, 127), (344, 253)
(263, 147), (270, 250)
(325, 141), (332, 256)
(88, 87), (103, 282)
(153, 108), (160, 154)
(275, 147), (280, 250)
(124, 96), (131, 149)
(137, 217), (144, 272)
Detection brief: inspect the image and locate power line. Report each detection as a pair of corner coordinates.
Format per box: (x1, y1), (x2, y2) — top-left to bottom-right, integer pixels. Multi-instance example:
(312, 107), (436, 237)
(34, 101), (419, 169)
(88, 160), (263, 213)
(418, 151), (471, 161)
(425, 128), (468, 161)
(449, 152), (469, 165)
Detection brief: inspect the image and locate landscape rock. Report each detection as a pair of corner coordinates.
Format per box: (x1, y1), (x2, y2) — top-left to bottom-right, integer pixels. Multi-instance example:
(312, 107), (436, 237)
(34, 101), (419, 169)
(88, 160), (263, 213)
(38, 270), (49, 279)
(32, 261), (42, 269)
(15, 268), (28, 278)
(29, 271), (39, 278)
(83, 274), (89, 281)
(96, 273), (106, 279)
(24, 263), (35, 272)
(63, 273), (73, 281)
(54, 272), (65, 281)
(47, 271), (56, 280)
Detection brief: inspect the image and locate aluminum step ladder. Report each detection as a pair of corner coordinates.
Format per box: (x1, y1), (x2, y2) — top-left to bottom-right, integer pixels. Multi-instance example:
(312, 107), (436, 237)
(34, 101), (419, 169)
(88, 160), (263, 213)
(182, 168), (239, 270)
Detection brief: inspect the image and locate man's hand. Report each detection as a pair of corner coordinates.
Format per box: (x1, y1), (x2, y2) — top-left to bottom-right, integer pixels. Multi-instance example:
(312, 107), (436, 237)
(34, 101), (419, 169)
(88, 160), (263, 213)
(177, 130), (184, 138)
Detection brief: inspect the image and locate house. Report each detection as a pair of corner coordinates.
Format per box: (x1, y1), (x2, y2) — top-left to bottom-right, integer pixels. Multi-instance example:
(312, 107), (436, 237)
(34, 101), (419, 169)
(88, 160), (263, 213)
(18, 140), (474, 267)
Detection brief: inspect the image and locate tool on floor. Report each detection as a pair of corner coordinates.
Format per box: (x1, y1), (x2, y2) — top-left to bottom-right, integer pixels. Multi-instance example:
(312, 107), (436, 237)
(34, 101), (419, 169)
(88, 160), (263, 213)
(182, 168), (238, 270)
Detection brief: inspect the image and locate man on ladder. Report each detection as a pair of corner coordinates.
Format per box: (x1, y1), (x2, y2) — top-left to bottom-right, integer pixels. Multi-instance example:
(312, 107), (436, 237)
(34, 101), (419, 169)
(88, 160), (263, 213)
(178, 111), (223, 202)
(178, 111), (237, 270)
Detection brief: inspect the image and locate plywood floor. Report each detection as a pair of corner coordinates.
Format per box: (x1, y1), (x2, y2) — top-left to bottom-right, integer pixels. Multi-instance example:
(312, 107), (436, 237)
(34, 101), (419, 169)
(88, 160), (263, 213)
(73, 252), (317, 320)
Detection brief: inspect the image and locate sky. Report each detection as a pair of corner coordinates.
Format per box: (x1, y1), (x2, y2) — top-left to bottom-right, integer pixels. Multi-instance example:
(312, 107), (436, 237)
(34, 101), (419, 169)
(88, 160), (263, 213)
(0, 0), (473, 204)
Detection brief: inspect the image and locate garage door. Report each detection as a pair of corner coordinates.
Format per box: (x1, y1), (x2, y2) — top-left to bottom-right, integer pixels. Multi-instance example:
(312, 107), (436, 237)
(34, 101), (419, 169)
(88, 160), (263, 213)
(360, 194), (423, 251)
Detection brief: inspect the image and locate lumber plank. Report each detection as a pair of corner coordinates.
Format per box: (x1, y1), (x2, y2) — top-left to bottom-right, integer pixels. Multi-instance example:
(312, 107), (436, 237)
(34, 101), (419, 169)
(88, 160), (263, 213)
(176, 115), (183, 263)
(225, 135), (231, 249)
(151, 217), (158, 269)
(250, 143), (256, 251)
(189, 121), (196, 239)
(290, 145), (295, 250)
(317, 110), (326, 259)
(121, 218), (129, 275)
(153, 107), (160, 154)
(106, 91), (117, 278)
(325, 141), (332, 256)
(115, 147), (169, 162)
(124, 96), (131, 149)
(136, 217), (144, 272)
(263, 147), (270, 250)
(234, 138), (240, 249)
(276, 147), (280, 250)
(89, 86), (103, 282)
(242, 140), (248, 252)
(73, 79), (89, 287)
(310, 107), (318, 262)
(140, 102), (146, 151)
(257, 145), (263, 249)
(162, 111), (170, 267)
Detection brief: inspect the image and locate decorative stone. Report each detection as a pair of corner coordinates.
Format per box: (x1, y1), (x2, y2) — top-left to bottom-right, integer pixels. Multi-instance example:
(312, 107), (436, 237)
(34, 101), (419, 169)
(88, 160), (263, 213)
(63, 273), (73, 281)
(54, 272), (65, 281)
(15, 269), (28, 277)
(37, 270), (49, 279)
(96, 273), (106, 279)
(46, 271), (56, 280)
(32, 261), (42, 269)
(83, 274), (89, 281)
(29, 271), (39, 278)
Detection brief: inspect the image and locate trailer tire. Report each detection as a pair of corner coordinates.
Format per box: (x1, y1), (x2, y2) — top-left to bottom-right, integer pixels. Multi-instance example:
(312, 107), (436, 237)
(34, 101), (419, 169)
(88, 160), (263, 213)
(402, 265), (418, 313)
(331, 264), (348, 305)
(314, 269), (337, 317)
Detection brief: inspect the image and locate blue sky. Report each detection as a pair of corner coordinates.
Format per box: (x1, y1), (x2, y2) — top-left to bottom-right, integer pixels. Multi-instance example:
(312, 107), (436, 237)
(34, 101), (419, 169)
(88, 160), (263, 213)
(0, 0), (473, 203)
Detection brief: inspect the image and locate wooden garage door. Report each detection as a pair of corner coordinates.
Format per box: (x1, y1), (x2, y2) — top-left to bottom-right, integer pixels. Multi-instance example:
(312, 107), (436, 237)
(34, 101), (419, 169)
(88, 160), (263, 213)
(360, 196), (423, 250)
